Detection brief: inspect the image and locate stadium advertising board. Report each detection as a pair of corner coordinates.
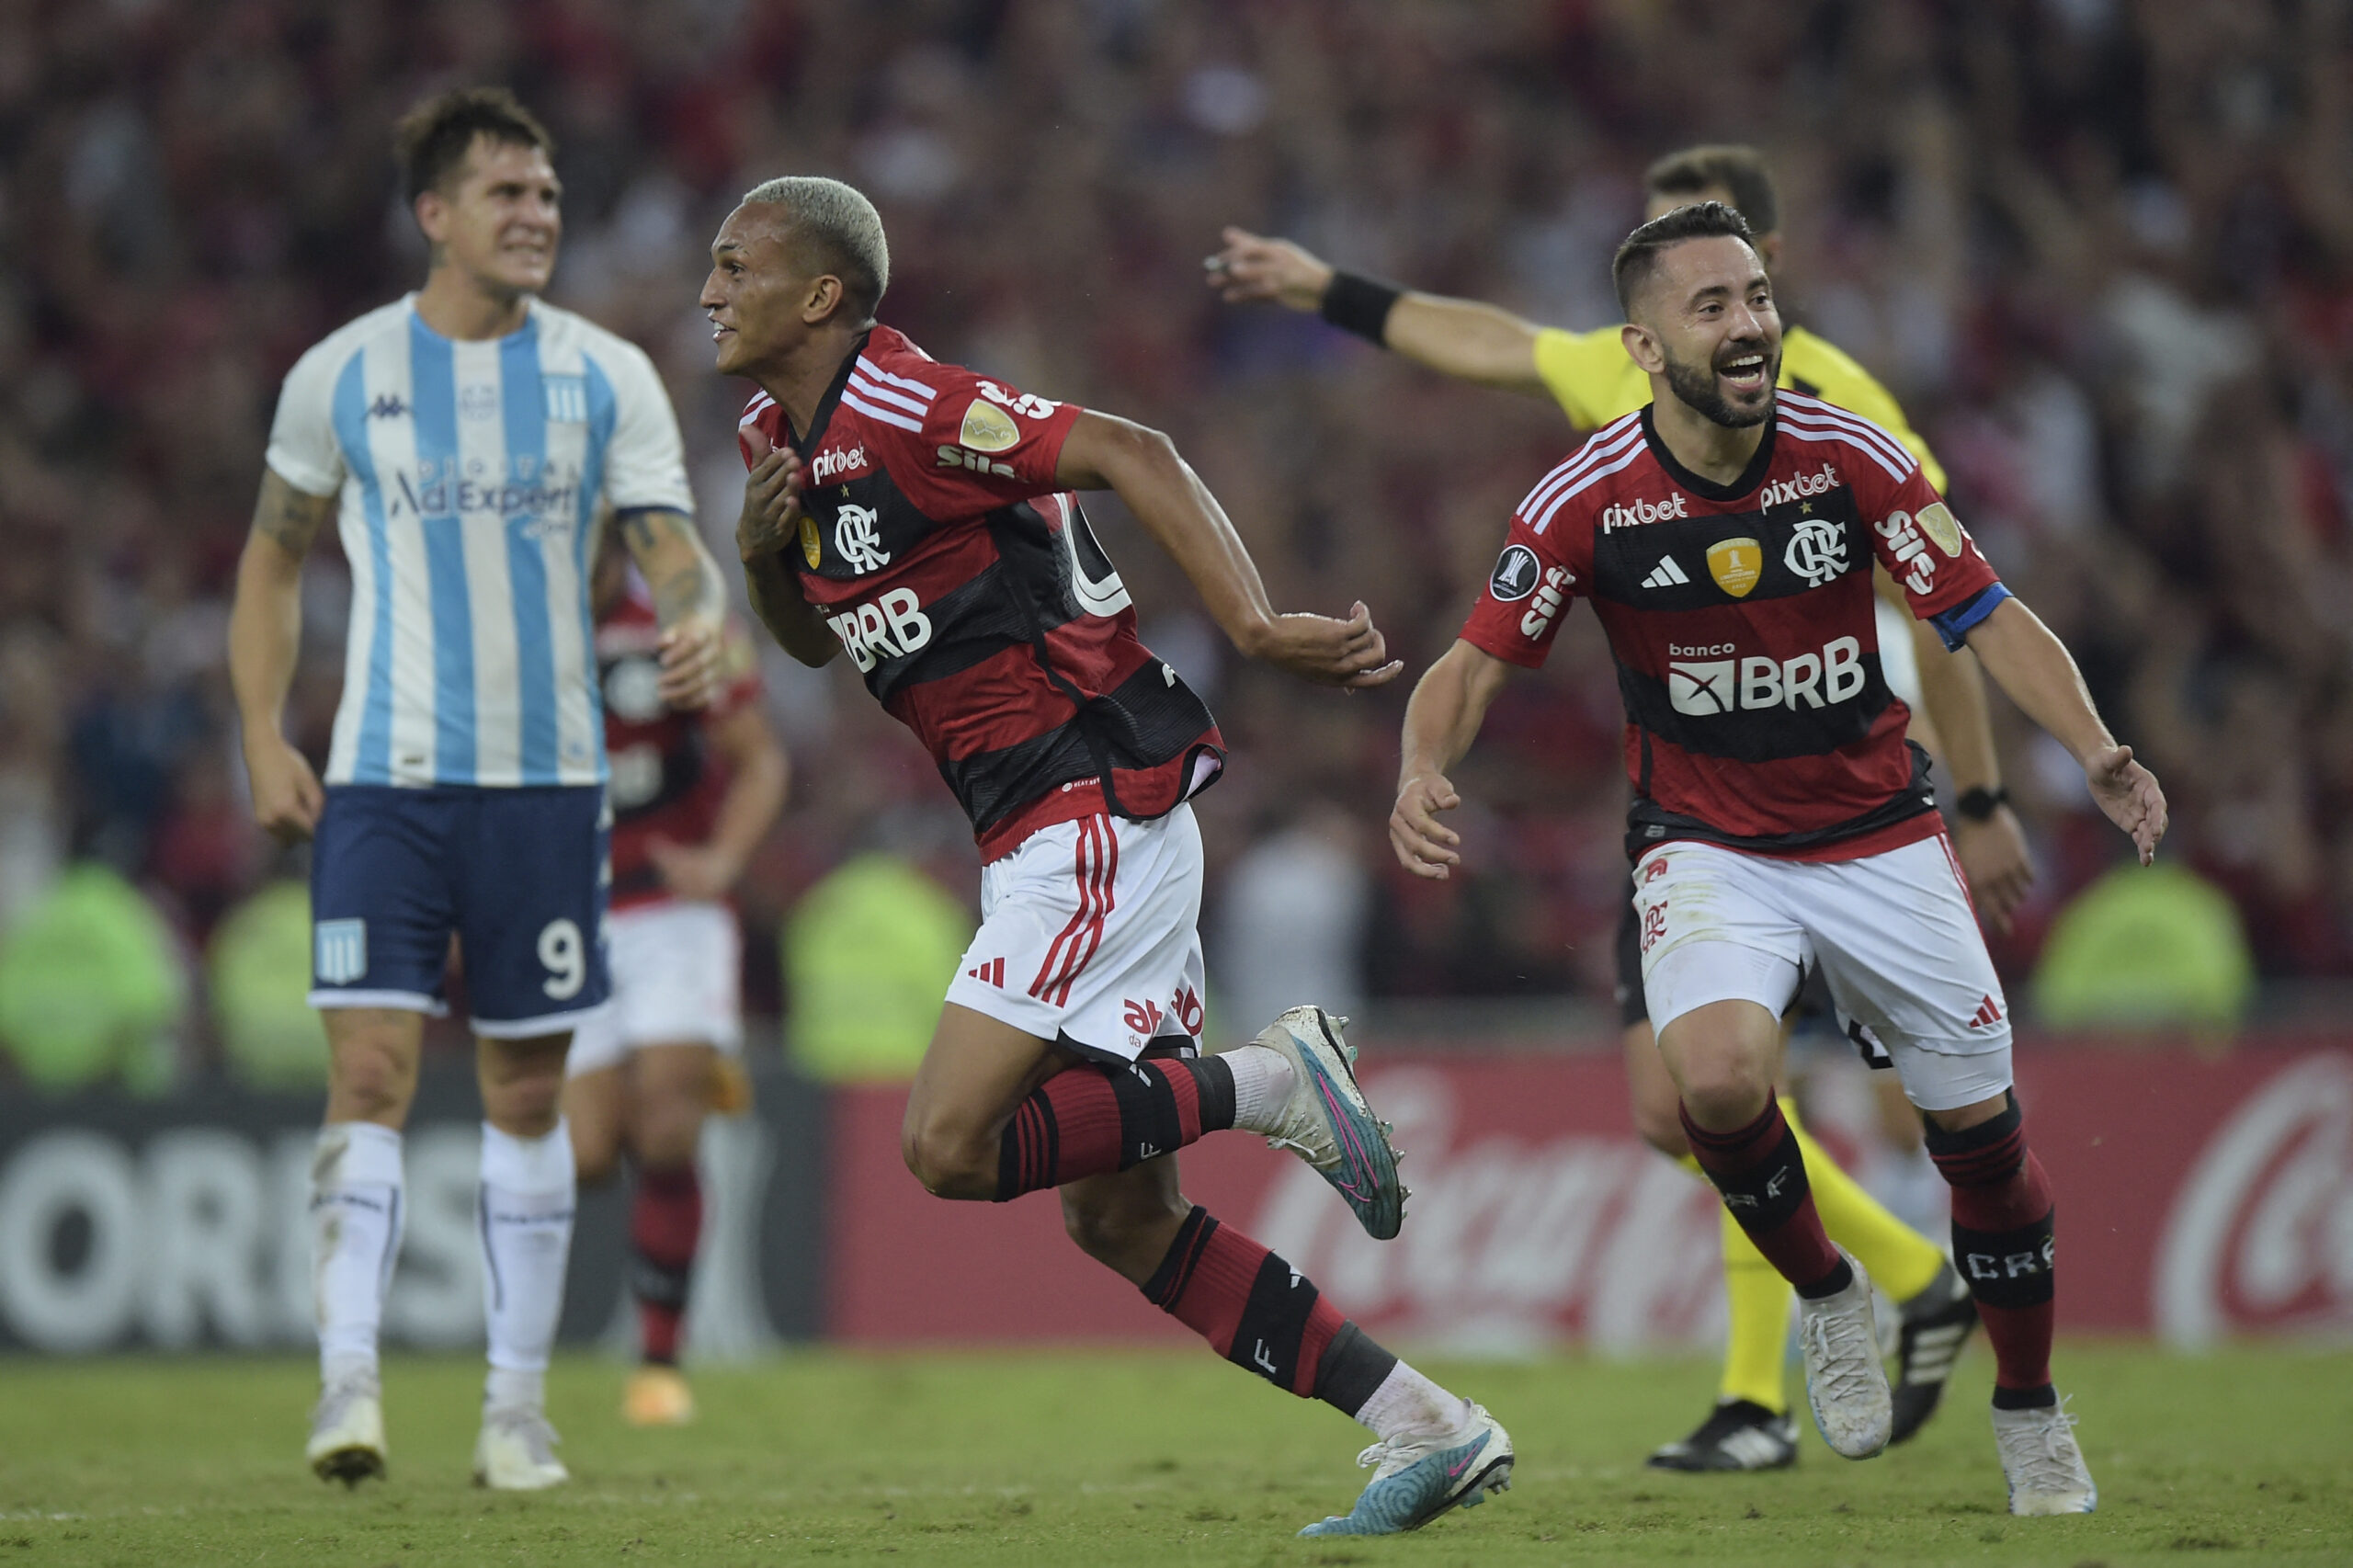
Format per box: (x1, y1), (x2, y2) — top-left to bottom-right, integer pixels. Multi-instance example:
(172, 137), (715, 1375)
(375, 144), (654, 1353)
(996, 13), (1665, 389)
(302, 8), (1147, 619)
(824, 1042), (2353, 1349)
(0, 1064), (825, 1355)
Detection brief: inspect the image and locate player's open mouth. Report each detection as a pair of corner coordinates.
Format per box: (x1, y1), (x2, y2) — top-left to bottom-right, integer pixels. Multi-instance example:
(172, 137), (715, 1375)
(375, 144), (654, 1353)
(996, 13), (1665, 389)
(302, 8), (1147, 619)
(1719, 353), (1768, 391)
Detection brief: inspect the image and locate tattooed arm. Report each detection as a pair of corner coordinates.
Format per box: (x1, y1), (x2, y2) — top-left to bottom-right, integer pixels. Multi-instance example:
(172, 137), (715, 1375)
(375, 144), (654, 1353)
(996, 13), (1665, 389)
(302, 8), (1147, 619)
(616, 506), (730, 709)
(228, 470), (335, 841)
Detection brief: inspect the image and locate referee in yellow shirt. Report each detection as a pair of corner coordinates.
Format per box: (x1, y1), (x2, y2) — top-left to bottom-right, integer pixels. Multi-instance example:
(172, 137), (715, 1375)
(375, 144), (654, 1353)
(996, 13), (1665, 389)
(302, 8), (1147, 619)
(1211, 144), (2036, 1472)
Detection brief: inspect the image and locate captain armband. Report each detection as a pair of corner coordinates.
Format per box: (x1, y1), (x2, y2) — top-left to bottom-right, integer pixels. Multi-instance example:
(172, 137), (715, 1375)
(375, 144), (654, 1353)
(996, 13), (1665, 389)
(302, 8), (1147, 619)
(1928, 583), (2011, 652)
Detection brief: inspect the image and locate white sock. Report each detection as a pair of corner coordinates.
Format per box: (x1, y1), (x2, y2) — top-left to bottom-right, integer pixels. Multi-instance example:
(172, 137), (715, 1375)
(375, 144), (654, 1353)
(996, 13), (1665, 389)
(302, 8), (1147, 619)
(1223, 1044), (1296, 1134)
(1354, 1361), (1467, 1442)
(312, 1121), (404, 1384)
(477, 1119), (575, 1411)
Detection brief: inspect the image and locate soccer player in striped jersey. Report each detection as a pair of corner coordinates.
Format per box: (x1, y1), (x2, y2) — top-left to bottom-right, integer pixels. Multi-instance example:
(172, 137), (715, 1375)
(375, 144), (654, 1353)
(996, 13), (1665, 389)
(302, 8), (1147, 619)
(227, 88), (728, 1492)
(707, 176), (1512, 1537)
(1391, 203), (2162, 1514)
(1211, 144), (2020, 1471)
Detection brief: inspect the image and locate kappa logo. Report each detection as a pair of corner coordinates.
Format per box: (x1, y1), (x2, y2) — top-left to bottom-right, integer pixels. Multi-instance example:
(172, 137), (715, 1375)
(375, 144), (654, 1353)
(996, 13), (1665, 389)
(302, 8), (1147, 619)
(1518, 564), (1574, 639)
(1640, 556), (1690, 589)
(812, 444), (870, 483)
(1877, 509), (1937, 595)
(367, 394), (408, 420)
(1600, 494), (1688, 530)
(1666, 635), (1868, 716)
(834, 503), (892, 574)
(1784, 516), (1849, 588)
(1758, 460), (1841, 510)
(1489, 544), (1542, 601)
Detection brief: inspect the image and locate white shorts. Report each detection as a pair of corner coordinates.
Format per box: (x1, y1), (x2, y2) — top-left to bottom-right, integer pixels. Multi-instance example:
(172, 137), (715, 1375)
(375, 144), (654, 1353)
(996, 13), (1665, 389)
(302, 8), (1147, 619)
(945, 806), (1207, 1062)
(566, 900), (743, 1076)
(1632, 834), (2012, 1112)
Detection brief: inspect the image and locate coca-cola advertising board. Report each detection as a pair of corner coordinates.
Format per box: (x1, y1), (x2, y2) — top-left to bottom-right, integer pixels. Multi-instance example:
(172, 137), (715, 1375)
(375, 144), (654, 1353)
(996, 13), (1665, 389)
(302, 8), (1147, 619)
(824, 1041), (2353, 1348)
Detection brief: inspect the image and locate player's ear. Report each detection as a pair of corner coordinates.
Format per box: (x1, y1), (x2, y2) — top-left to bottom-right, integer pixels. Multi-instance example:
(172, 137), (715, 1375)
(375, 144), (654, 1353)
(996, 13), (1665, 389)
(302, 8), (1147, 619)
(1621, 321), (1665, 374)
(414, 189), (450, 248)
(801, 273), (845, 325)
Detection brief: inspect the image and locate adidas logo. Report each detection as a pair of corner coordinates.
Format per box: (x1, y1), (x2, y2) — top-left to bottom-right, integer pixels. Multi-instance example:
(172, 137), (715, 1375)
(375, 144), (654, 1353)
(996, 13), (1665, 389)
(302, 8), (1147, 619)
(966, 958), (1006, 987)
(1967, 994), (2005, 1029)
(1642, 557), (1690, 589)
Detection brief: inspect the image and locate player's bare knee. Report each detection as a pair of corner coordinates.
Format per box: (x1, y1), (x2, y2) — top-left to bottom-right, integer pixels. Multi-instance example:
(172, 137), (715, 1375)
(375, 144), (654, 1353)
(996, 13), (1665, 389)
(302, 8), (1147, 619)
(902, 1122), (994, 1200)
(325, 1034), (417, 1124)
(1676, 1057), (1776, 1131)
(1060, 1182), (1183, 1267)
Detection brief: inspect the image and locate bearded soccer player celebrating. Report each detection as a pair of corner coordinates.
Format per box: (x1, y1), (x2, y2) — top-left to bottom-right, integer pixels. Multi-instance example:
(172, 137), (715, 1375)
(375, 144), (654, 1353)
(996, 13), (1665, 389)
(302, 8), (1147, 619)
(704, 176), (1512, 1538)
(1214, 144), (2015, 1471)
(1392, 203), (2163, 1516)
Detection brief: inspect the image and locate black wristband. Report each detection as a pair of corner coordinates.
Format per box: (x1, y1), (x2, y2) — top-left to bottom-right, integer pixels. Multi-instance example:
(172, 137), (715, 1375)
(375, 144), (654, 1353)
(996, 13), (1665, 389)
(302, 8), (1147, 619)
(1955, 785), (2010, 823)
(1319, 271), (1403, 345)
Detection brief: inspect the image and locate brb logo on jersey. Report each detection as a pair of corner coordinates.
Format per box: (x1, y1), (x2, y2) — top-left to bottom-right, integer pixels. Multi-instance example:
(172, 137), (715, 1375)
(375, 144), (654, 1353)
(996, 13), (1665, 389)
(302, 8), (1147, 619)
(1784, 516), (1849, 588)
(1667, 636), (1868, 715)
(827, 587), (932, 673)
(834, 503), (892, 574)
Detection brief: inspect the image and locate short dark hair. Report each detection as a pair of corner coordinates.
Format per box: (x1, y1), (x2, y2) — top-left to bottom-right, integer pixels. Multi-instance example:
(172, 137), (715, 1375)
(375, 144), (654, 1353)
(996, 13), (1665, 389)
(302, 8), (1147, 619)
(1644, 144), (1779, 237)
(1611, 200), (1758, 317)
(393, 87), (555, 205)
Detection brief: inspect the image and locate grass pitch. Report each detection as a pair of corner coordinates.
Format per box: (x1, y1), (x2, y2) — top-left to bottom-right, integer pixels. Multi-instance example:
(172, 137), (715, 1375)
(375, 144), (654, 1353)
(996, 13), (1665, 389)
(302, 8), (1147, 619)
(0, 1344), (2345, 1565)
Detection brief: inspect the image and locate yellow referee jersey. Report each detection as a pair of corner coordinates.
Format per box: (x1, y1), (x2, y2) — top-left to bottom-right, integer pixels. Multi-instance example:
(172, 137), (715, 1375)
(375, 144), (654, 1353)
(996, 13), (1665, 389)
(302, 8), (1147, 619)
(1531, 324), (1948, 494)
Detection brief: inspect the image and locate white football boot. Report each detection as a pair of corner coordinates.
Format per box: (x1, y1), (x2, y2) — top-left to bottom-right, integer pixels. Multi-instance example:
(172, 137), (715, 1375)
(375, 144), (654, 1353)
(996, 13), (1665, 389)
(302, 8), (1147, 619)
(1243, 1006), (1406, 1240)
(472, 1404), (569, 1491)
(1798, 1248), (1893, 1460)
(1298, 1402), (1515, 1536)
(1994, 1395), (2097, 1515)
(307, 1371), (387, 1486)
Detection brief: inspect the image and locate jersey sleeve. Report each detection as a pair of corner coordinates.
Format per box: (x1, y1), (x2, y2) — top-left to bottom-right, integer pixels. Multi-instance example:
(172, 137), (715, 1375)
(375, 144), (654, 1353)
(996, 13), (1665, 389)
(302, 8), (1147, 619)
(1531, 326), (1639, 433)
(1857, 460), (2005, 649)
(1456, 477), (1592, 669)
(596, 343), (697, 516)
(1784, 332), (1949, 494)
(264, 341), (348, 498)
(871, 360), (1084, 517)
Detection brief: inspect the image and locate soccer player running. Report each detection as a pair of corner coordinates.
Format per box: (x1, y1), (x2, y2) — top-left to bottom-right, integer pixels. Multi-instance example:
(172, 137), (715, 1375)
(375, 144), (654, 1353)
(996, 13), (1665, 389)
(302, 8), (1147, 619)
(1211, 144), (2021, 1471)
(1391, 201), (2163, 1515)
(227, 89), (729, 1491)
(705, 175), (1510, 1538)
(563, 530), (788, 1427)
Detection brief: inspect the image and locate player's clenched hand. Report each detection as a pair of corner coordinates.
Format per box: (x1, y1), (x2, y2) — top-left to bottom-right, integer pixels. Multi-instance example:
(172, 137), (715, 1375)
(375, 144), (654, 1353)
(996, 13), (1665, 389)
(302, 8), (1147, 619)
(1390, 774), (1464, 881)
(657, 612), (725, 710)
(1252, 601), (1403, 689)
(1953, 804), (2037, 935)
(1205, 227), (1336, 312)
(735, 439), (805, 564)
(244, 735), (323, 845)
(2086, 744), (2167, 866)
(648, 836), (742, 903)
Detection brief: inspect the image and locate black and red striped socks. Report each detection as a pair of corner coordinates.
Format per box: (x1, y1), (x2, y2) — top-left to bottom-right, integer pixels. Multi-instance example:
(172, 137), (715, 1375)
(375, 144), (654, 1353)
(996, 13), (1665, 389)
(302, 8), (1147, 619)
(629, 1164), (702, 1365)
(1680, 1091), (1851, 1299)
(995, 1055), (1238, 1200)
(1927, 1094), (2057, 1408)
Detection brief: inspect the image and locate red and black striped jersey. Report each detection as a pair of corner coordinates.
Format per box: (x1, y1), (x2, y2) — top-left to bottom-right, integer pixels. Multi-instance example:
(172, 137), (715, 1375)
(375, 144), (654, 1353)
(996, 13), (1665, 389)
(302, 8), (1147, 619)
(1460, 390), (2007, 861)
(596, 579), (763, 909)
(739, 326), (1223, 859)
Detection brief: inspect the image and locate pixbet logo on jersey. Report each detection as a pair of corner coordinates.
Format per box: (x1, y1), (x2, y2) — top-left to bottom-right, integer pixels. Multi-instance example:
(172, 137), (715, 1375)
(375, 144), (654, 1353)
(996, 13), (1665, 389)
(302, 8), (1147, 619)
(1758, 460), (1840, 510)
(1599, 494), (1688, 530)
(1666, 635), (1868, 715)
(812, 444), (870, 483)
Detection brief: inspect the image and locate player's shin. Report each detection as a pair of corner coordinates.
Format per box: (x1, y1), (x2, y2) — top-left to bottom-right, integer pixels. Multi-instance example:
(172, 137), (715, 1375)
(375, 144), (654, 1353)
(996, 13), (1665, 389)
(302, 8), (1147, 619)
(995, 1056), (1243, 1199)
(1679, 1092), (1849, 1298)
(1926, 1096), (2056, 1406)
(1138, 1205), (1462, 1438)
(312, 1121), (405, 1383)
(630, 1164), (701, 1364)
(477, 1119), (578, 1412)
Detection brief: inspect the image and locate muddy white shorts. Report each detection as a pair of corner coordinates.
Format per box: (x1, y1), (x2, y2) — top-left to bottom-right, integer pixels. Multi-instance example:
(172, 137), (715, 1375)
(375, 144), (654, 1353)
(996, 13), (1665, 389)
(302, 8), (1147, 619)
(566, 899), (743, 1076)
(946, 806), (1208, 1062)
(1632, 833), (2012, 1112)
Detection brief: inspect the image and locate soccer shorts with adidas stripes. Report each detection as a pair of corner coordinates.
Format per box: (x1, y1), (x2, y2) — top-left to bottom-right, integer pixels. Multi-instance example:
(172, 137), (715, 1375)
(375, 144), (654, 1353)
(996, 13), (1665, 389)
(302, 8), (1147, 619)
(945, 805), (1208, 1063)
(1631, 832), (2013, 1112)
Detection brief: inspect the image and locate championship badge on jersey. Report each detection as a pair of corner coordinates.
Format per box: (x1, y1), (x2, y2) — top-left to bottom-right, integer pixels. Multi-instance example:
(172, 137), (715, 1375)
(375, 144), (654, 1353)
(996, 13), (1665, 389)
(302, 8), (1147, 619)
(800, 510), (823, 568)
(1706, 536), (1763, 598)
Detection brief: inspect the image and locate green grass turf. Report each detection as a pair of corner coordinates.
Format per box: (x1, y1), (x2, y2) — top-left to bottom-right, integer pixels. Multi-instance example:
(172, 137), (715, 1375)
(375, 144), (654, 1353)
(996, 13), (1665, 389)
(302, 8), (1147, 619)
(0, 1344), (2346, 1565)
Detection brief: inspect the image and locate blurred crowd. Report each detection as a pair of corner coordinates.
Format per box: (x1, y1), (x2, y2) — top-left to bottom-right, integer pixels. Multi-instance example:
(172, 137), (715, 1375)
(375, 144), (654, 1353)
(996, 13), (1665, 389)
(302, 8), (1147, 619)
(4, 0), (2350, 1082)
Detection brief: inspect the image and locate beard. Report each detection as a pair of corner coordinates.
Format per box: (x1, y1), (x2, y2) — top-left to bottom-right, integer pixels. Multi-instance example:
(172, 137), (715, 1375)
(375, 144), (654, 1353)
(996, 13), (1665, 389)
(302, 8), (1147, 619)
(1662, 340), (1779, 429)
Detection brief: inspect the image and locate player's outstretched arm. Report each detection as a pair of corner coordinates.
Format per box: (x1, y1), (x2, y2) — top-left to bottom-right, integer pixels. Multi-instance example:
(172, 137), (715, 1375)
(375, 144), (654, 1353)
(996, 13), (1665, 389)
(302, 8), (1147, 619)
(1054, 410), (1402, 690)
(733, 437), (839, 668)
(649, 695), (790, 903)
(1881, 570), (2037, 930)
(1391, 640), (1515, 880)
(1963, 597), (2167, 865)
(227, 470), (334, 844)
(1206, 227), (1552, 396)
(619, 506), (730, 708)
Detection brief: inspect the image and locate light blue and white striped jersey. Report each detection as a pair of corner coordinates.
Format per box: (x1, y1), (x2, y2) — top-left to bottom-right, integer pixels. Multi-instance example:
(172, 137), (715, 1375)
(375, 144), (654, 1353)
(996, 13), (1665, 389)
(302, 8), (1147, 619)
(267, 296), (694, 789)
